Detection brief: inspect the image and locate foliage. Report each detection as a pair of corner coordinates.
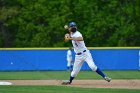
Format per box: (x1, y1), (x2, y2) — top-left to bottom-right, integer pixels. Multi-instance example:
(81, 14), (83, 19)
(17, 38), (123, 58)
(0, 0), (139, 47)
(0, 86), (140, 93)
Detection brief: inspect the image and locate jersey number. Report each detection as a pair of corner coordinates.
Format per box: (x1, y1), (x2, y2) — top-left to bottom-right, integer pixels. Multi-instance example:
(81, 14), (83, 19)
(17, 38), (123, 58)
(75, 42), (78, 47)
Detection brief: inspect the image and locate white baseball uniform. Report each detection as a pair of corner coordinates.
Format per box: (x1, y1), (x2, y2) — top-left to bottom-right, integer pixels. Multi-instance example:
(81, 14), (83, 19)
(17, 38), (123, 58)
(70, 31), (97, 77)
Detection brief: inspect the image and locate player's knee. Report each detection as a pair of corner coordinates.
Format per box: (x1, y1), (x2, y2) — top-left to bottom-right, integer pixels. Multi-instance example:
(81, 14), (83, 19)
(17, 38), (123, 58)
(71, 70), (78, 77)
(91, 66), (97, 71)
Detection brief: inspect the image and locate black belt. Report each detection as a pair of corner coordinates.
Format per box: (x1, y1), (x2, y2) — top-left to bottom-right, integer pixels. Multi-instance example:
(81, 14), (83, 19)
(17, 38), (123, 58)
(76, 50), (86, 55)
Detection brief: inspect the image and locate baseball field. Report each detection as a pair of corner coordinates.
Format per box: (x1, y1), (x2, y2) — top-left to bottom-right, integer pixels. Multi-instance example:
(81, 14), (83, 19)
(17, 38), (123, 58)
(0, 70), (140, 93)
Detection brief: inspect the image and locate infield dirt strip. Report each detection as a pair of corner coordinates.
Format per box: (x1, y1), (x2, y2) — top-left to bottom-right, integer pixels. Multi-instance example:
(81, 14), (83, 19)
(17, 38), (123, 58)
(2, 80), (140, 89)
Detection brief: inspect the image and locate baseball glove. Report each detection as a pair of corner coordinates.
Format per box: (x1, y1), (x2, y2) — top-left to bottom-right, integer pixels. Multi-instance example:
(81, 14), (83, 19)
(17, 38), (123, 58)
(64, 33), (70, 42)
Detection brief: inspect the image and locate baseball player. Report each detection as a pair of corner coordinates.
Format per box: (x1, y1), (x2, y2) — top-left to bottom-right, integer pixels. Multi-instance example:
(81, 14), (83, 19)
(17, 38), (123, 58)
(62, 22), (111, 85)
(66, 47), (73, 71)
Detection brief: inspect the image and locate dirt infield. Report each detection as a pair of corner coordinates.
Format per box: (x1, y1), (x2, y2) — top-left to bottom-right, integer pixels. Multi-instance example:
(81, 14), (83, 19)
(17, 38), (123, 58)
(1, 80), (140, 89)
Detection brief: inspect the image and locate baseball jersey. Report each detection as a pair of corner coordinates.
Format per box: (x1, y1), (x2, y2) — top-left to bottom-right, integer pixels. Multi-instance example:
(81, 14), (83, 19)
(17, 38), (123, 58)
(70, 31), (87, 54)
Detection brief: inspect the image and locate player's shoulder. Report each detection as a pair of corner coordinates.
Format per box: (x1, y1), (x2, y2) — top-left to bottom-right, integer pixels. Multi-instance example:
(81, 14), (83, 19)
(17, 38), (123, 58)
(72, 30), (79, 34)
(75, 30), (81, 34)
(72, 31), (82, 37)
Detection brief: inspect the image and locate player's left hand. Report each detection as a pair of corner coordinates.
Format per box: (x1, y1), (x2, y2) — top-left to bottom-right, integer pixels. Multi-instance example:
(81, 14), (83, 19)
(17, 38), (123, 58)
(64, 33), (70, 42)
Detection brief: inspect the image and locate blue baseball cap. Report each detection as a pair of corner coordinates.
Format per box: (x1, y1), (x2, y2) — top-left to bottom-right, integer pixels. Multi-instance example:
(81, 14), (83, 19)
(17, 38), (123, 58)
(69, 22), (76, 27)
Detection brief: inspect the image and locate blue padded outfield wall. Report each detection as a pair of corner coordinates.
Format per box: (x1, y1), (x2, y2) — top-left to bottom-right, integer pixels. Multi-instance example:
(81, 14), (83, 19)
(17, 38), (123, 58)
(0, 47), (140, 71)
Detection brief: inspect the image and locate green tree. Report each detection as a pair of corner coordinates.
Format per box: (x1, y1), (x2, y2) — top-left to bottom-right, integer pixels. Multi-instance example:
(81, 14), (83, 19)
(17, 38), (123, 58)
(0, 0), (139, 47)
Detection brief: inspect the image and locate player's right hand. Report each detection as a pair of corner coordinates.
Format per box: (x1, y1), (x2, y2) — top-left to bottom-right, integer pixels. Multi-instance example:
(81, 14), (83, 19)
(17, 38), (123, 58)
(64, 25), (69, 30)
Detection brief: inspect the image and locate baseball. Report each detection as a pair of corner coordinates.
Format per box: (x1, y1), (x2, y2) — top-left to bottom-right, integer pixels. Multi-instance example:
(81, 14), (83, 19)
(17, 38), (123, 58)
(64, 25), (69, 29)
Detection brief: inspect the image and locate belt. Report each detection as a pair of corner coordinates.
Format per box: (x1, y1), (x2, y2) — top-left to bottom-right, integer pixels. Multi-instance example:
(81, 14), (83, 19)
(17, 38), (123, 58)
(76, 50), (86, 55)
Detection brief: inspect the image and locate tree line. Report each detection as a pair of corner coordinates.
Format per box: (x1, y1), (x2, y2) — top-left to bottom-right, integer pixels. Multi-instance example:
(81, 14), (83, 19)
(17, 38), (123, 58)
(0, 0), (140, 47)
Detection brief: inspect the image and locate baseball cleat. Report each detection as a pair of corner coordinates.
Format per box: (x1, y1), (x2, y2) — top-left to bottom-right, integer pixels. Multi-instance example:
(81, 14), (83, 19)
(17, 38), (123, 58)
(104, 77), (111, 82)
(61, 80), (71, 85)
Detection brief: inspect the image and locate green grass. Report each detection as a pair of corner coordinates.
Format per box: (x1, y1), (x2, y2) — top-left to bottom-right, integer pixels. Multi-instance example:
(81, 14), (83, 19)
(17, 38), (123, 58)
(0, 71), (140, 93)
(0, 70), (140, 80)
(0, 86), (139, 93)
